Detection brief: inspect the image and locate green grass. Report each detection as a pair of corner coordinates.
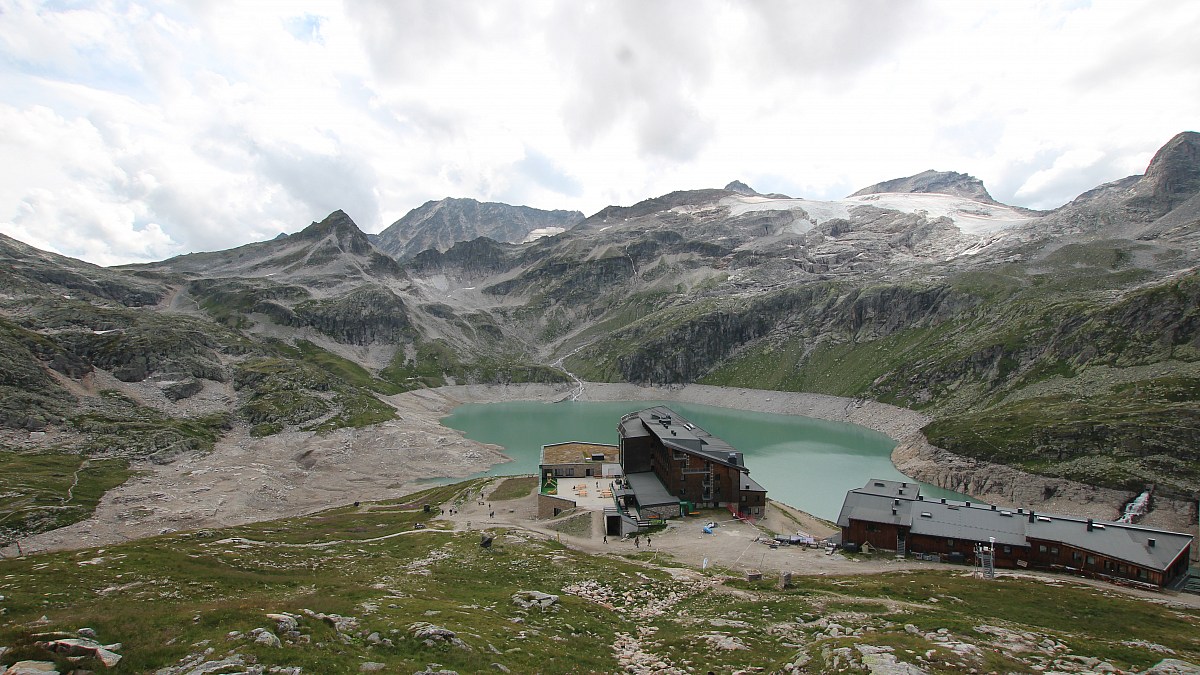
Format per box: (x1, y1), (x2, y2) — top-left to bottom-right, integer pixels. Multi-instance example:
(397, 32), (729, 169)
(292, 340), (402, 395)
(2, 481), (1198, 674)
(0, 452), (132, 542)
(488, 476), (538, 501)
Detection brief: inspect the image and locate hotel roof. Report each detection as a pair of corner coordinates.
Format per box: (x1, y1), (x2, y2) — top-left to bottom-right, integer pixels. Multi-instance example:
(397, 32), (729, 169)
(622, 406), (746, 469)
(839, 479), (1193, 571)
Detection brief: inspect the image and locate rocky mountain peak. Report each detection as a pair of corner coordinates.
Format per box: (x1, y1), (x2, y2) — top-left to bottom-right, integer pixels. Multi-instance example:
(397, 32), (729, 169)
(724, 180), (759, 196)
(1137, 131), (1200, 216)
(850, 169), (998, 205)
(374, 198), (584, 260)
(294, 210), (372, 256)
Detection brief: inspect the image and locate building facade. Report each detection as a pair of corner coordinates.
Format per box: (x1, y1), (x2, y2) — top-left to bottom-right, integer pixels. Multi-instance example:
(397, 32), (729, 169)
(838, 479), (1193, 588)
(617, 406), (767, 518)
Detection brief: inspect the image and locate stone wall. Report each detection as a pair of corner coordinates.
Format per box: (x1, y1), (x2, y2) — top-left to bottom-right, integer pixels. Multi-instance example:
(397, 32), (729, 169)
(537, 493), (576, 519)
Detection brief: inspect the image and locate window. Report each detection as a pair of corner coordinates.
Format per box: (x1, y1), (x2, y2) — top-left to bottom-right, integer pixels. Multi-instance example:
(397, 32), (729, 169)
(567, 468), (574, 477)
(1086, 556), (1096, 566)
(946, 538), (955, 548)
(1003, 546), (1012, 554)
(1138, 569), (1149, 580)
(1038, 544), (1047, 553)
(1072, 552), (1083, 562)
(867, 523), (879, 533)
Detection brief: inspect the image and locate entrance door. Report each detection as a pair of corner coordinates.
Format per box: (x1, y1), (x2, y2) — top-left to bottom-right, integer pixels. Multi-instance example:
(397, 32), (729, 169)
(606, 514), (621, 536)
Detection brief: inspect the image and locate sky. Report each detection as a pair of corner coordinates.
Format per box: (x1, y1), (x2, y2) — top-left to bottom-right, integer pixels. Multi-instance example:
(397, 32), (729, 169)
(1, 1), (1198, 266)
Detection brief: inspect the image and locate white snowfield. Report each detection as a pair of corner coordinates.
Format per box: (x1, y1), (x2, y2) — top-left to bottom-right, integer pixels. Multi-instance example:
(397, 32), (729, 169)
(721, 192), (1033, 236)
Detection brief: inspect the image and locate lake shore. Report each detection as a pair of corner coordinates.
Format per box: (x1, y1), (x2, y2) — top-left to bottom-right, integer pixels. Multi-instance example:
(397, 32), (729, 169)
(6, 381), (1193, 556)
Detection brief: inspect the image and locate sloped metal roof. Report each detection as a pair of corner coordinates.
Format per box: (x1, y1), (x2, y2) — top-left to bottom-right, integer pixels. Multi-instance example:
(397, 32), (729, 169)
(624, 471), (678, 509)
(839, 479), (1193, 571)
(626, 406), (745, 468)
(1026, 516), (1192, 572)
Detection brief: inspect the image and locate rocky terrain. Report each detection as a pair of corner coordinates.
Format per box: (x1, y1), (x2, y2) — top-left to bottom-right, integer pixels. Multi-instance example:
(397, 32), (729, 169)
(1, 478), (1198, 674)
(2, 131), (1199, 551)
(371, 198), (584, 260)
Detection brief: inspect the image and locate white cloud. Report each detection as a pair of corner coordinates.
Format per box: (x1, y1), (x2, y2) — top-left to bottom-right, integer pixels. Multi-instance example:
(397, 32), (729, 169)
(1, 0), (1199, 264)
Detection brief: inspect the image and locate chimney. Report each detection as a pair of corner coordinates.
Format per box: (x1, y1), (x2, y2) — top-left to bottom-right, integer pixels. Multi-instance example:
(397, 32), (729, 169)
(893, 498), (900, 506)
(965, 501), (971, 507)
(917, 495), (924, 501)
(902, 482), (908, 487)
(1148, 538), (1156, 548)
(991, 505), (997, 510)
(1086, 518), (1093, 532)
(892, 507), (898, 516)
(1028, 510), (1035, 523)
(940, 498), (946, 504)
(1017, 508), (1024, 514)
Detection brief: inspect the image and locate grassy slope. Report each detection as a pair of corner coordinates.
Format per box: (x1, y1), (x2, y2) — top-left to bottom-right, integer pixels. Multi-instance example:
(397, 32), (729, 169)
(0, 452), (132, 544)
(1, 481), (1196, 673)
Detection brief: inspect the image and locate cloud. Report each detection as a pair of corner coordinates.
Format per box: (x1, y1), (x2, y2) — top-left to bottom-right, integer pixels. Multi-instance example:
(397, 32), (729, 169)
(514, 148), (583, 199)
(3, 1), (1200, 264)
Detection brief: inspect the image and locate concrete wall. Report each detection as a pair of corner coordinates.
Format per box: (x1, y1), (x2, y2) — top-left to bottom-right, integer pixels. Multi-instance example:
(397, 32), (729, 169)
(538, 494), (577, 519)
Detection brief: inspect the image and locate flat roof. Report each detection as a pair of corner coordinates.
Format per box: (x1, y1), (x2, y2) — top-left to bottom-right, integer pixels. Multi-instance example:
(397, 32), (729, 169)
(625, 471), (678, 509)
(540, 442), (619, 466)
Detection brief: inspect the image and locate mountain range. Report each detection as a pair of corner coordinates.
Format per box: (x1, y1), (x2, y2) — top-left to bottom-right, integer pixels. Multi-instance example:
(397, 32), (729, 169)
(2, 131), (1198, 541)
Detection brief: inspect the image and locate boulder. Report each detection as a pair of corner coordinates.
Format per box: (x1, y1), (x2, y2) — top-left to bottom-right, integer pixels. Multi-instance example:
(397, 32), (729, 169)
(1144, 660), (1200, 675)
(511, 590), (559, 610)
(3, 662), (60, 675)
(253, 630), (282, 648)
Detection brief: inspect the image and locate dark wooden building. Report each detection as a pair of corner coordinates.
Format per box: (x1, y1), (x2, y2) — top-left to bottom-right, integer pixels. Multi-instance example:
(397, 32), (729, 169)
(837, 479), (1193, 588)
(617, 406), (767, 519)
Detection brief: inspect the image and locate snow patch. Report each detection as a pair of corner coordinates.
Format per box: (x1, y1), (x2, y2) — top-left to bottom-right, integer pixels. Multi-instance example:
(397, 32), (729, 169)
(523, 227), (566, 243)
(722, 193), (1030, 236)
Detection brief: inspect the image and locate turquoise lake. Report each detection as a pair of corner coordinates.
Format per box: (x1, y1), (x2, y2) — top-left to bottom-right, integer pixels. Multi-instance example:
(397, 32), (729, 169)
(440, 400), (964, 521)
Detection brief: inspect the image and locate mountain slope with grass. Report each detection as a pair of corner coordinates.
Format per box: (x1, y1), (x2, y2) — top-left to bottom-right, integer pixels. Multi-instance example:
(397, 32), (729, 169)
(2, 133), (1199, 548)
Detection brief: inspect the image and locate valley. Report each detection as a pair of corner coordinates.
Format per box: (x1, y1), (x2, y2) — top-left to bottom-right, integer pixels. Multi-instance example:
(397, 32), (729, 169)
(1, 132), (1198, 597)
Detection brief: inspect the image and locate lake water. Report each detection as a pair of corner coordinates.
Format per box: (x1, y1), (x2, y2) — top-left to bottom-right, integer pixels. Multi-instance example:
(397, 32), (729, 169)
(440, 400), (965, 521)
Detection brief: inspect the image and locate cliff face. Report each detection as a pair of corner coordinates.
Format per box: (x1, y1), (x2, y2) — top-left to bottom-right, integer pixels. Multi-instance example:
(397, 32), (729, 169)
(850, 169), (1001, 205)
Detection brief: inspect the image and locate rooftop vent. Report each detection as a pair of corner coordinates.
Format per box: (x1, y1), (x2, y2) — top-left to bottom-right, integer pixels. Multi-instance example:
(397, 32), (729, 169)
(1093, 523), (1106, 530)
(1017, 508), (1024, 514)
(892, 507), (898, 515)
(1087, 518), (1094, 532)
(940, 498), (946, 504)
(874, 481), (885, 487)
(1000, 510), (1012, 517)
(920, 512), (932, 518)
(917, 495), (924, 501)
(893, 498), (900, 506)
(990, 505), (997, 510)
(591, 453), (606, 462)
(728, 452), (738, 466)
(964, 501), (971, 507)
(1148, 538), (1156, 547)
(898, 489), (905, 495)
(1037, 516), (1051, 522)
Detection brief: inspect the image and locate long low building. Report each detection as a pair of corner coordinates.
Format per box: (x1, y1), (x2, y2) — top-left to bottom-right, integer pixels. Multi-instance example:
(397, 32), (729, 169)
(837, 479), (1193, 588)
